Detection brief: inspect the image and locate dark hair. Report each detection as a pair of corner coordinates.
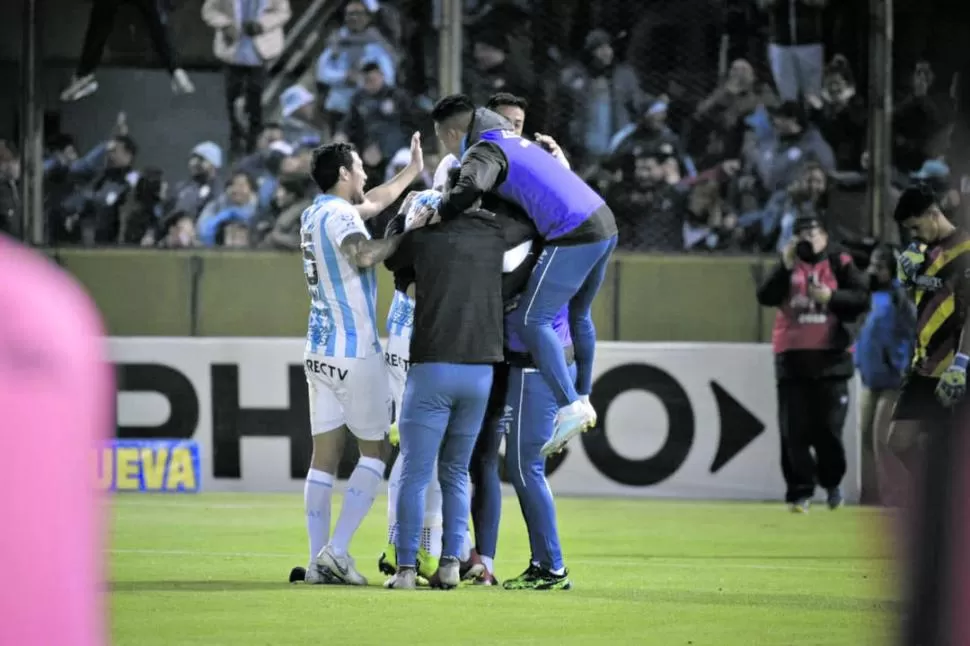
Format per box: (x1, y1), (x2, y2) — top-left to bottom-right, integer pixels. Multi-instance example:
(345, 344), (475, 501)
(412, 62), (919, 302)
(49, 133), (76, 152)
(894, 183), (938, 223)
(486, 92), (528, 112)
(873, 243), (898, 275)
(227, 170), (257, 193)
(431, 94), (475, 124)
(310, 142), (357, 191)
(360, 61), (382, 75)
(135, 167), (164, 204)
(114, 134), (138, 157)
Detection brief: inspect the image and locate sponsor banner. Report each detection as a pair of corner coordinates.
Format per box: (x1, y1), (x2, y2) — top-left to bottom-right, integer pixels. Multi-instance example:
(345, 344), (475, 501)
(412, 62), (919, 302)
(110, 339), (860, 501)
(98, 439), (201, 493)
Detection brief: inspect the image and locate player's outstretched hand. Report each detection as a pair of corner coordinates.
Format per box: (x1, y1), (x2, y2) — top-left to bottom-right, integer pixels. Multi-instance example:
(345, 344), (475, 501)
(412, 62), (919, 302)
(936, 353), (969, 407)
(409, 131), (424, 174)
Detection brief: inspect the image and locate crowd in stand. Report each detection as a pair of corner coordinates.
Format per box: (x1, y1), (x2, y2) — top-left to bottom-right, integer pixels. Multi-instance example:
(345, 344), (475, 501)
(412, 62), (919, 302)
(0, 0), (960, 253)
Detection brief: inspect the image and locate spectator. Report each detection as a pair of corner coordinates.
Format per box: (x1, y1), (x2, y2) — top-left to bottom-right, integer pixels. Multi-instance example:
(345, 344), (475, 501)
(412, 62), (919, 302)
(217, 215), (253, 248)
(553, 28), (643, 165)
(44, 115), (129, 243)
(606, 97), (692, 179)
(465, 30), (533, 112)
(336, 61), (419, 182)
(0, 141), (20, 238)
(202, 0), (292, 156)
(691, 59), (773, 170)
(741, 100), (835, 205)
(855, 244), (915, 506)
(118, 168), (166, 245)
(279, 85), (326, 148)
(60, 0), (193, 102)
(196, 171), (259, 246)
(255, 173), (314, 249)
(807, 55), (867, 172)
(156, 212), (198, 248)
(165, 142), (223, 225)
(316, 0), (398, 130)
(910, 159), (961, 219)
(738, 160), (829, 252)
(610, 147), (687, 252)
(234, 123), (285, 179)
(683, 177), (738, 252)
(76, 135), (140, 245)
(758, 0), (827, 102)
(893, 61), (955, 174)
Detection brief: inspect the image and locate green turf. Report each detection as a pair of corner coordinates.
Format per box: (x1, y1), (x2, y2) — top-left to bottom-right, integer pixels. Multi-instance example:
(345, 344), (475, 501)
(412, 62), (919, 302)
(110, 494), (897, 645)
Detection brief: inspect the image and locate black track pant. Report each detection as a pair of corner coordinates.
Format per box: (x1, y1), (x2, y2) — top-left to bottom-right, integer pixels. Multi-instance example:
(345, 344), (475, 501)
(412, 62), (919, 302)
(78, 0), (179, 76)
(777, 378), (849, 503)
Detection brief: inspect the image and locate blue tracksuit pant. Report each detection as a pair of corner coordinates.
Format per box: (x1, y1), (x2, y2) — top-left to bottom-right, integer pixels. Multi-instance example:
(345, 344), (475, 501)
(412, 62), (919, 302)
(508, 236), (617, 408)
(504, 363), (575, 571)
(395, 362), (493, 567)
(469, 363), (509, 560)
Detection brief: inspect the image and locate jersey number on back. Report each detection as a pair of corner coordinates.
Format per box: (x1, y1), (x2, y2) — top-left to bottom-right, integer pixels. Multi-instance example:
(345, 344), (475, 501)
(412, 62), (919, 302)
(301, 231), (319, 292)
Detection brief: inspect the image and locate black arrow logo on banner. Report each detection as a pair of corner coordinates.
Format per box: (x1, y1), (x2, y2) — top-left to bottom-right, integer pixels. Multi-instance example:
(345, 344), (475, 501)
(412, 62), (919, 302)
(708, 381), (765, 474)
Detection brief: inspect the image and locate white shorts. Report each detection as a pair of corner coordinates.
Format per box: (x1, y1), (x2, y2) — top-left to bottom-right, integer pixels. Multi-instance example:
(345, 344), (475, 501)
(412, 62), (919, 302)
(384, 333), (411, 420)
(304, 351), (392, 441)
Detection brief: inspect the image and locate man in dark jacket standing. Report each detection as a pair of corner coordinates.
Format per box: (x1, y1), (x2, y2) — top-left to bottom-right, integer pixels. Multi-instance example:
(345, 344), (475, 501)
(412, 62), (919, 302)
(757, 214), (869, 512)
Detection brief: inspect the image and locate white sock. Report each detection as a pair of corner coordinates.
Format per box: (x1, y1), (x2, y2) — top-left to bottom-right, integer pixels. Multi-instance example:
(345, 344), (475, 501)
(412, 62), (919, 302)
(387, 455), (403, 545)
(550, 566), (565, 576)
(460, 531), (473, 561)
(481, 555), (494, 573)
(423, 466), (443, 556)
(304, 468), (334, 563)
(428, 527), (443, 558)
(331, 456), (385, 557)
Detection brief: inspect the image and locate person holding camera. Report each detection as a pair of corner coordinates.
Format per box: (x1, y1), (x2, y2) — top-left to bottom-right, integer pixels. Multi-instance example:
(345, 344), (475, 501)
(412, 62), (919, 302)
(757, 214), (869, 512)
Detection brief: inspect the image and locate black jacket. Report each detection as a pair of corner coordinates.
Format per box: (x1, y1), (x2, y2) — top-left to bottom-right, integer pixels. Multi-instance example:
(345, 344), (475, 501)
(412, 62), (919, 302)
(757, 242), (870, 380)
(385, 203), (535, 365)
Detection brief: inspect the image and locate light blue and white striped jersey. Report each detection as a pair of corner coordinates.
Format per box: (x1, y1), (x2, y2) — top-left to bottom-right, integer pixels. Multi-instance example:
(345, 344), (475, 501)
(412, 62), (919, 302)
(300, 194), (381, 358)
(386, 290), (415, 339)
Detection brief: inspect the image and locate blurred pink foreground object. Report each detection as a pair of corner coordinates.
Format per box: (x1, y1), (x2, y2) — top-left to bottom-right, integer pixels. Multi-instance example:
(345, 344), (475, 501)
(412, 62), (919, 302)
(0, 236), (112, 646)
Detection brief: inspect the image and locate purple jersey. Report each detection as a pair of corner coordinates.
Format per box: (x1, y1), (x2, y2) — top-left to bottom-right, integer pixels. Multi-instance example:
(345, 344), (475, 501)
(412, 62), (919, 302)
(505, 305), (571, 353)
(479, 129), (605, 240)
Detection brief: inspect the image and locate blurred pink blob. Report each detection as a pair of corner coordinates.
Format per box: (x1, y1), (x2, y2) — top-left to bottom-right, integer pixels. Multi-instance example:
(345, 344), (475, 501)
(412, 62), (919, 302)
(0, 236), (112, 646)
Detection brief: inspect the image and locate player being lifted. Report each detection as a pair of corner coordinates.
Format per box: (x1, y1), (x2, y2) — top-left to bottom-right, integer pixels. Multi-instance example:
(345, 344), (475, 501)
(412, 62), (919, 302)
(299, 134), (424, 586)
(890, 184), (970, 494)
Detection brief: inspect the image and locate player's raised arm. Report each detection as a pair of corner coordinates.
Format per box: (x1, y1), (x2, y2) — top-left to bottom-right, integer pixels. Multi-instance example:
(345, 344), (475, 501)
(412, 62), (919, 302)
(356, 132), (424, 221)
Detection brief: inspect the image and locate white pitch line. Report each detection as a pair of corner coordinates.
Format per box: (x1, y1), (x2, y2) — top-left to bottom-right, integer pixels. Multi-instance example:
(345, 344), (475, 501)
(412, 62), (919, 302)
(107, 548), (888, 573)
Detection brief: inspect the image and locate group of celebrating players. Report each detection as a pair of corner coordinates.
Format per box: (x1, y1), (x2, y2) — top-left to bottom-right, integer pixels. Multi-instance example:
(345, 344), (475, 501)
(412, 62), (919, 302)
(292, 91), (618, 590)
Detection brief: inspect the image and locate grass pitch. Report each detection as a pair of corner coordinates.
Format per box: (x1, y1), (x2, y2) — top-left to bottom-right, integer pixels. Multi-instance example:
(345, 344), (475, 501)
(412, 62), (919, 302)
(110, 494), (897, 645)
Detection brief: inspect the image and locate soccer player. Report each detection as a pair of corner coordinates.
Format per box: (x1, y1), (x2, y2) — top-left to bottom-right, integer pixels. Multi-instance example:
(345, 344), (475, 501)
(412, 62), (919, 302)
(890, 184), (970, 644)
(500, 303), (574, 590)
(301, 135), (424, 586)
(430, 93), (618, 457)
(383, 192), (535, 591)
(0, 235), (112, 646)
(889, 184), (970, 498)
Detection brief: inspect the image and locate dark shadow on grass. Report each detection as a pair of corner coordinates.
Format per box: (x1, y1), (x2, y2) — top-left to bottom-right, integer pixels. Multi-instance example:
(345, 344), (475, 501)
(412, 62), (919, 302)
(579, 588), (900, 613)
(575, 553), (894, 562)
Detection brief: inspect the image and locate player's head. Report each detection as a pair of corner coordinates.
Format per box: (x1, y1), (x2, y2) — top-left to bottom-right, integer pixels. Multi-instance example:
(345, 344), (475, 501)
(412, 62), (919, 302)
(894, 183), (951, 244)
(431, 94), (476, 157)
(486, 93), (527, 136)
(310, 142), (367, 202)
